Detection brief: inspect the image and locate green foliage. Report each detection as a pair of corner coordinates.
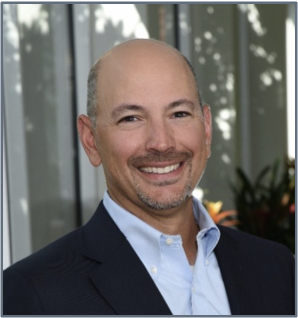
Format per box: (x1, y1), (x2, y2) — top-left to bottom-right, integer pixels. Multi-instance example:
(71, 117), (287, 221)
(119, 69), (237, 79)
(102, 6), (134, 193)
(230, 159), (295, 253)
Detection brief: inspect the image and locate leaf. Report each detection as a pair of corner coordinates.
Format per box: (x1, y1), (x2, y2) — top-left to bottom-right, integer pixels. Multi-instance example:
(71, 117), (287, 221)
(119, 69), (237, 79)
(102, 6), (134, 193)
(254, 165), (271, 189)
(269, 158), (280, 189)
(236, 168), (256, 203)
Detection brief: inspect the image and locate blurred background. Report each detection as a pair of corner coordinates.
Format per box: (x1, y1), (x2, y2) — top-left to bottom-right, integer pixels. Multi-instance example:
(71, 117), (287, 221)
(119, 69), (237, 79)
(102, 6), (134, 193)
(2, 3), (295, 268)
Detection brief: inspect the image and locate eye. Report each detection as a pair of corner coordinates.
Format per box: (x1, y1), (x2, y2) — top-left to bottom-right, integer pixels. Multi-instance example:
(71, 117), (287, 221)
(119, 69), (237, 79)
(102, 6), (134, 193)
(119, 115), (139, 123)
(173, 111), (190, 118)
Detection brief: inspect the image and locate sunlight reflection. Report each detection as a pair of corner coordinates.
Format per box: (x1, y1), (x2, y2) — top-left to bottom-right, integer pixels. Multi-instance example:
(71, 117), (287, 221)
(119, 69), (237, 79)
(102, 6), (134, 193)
(207, 6), (214, 14)
(25, 43), (32, 53)
(260, 72), (272, 86)
(238, 4), (266, 36)
(192, 187), (204, 201)
(273, 70), (282, 81)
(250, 44), (277, 64)
(195, 37), (201, 44)
(18, 4), (49, 34)
(198, 57), (205, 64)
(213, 52), (221, 61)
(13, 53), (20, 61)
(15, 83), (22, 94)
(20, 198), (28, 216)
(214, 108), (235, 141)
(225, 73), (234, 91)
(179, 12), (189, 34)
(194, 37), (202, 52)
(209, 83), (217, 92)
(77, 7), (90, 23)
(215, 117), (231, 140)
(94, 4), (149, 38)
(219, 109), (235, 120)
(220, 97), (227, 105)
(260, 68), (283, 87)
(204, 31), (213, 40)
(221, 153), (231, 164)
(4, 5), (19, 48)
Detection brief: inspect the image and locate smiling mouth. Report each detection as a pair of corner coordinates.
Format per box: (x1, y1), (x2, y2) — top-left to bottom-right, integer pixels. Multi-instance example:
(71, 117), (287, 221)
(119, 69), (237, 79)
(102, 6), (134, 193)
(139, 163), (181, 174)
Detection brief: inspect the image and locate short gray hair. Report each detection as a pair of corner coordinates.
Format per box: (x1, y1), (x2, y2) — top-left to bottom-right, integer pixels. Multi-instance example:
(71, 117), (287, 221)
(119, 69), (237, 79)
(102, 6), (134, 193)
(86, 50), (203, 127)
(87, 59), (101, 128)
(182, 55), (203, 110)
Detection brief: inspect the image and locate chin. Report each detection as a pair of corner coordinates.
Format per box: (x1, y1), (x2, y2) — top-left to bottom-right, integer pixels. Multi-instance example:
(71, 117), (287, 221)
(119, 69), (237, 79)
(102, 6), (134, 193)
(136, 185), (192, 211)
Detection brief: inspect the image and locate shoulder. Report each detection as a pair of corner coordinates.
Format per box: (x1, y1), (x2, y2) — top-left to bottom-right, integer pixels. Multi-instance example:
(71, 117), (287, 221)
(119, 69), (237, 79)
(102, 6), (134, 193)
(3, 202), (119, 314)
(4, 200), (109, 275)
(217, 225), (294, 266)
(216, 226), (295, 314)
(6, 226), (83, 274)
(3, 227), (85, 314)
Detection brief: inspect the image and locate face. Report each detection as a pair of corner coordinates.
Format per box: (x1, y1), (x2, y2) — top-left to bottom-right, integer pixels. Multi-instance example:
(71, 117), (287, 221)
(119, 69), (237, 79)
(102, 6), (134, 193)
(79, 41), (212, 218)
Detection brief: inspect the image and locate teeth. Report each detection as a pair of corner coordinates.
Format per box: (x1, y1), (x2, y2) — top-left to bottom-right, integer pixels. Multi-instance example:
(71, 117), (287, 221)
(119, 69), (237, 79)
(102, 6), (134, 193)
(140, 163), (180, 174)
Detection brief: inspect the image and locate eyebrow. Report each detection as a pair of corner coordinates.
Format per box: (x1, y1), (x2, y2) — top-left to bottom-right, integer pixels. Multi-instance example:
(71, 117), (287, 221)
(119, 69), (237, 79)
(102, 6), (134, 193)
(111, 104), (144, 120)
(168, 99), (195, 110)
(110, 99), (195, 119)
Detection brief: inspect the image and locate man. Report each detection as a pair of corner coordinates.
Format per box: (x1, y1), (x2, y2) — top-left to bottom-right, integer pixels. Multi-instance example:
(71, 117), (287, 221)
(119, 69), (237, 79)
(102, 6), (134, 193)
(3, 39), (295, 315)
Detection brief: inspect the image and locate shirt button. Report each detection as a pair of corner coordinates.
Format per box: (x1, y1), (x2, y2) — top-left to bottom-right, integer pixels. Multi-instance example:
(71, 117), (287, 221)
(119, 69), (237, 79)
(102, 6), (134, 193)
(151, 266), (157, 274)
(205, 259), (209, 266)
(165, 238), (173, 245)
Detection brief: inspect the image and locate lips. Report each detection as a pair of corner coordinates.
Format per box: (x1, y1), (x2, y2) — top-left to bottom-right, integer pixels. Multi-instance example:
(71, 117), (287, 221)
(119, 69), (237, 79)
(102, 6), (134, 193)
(139, 163), (180, 174)
(129, 151), (192, 179)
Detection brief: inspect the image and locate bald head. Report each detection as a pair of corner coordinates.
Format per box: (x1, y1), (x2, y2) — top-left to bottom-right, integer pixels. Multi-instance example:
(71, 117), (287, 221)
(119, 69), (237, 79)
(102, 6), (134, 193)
(87, 39), (202, 127)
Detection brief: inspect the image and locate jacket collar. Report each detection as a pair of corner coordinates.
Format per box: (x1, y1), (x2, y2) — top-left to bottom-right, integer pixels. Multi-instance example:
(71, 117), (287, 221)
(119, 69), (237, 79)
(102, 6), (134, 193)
(80, 201), (172, 315)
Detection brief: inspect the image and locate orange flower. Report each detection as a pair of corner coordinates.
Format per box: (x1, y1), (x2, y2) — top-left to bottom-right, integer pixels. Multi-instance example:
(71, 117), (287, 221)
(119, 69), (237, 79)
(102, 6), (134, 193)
(204, 200), (239, 226)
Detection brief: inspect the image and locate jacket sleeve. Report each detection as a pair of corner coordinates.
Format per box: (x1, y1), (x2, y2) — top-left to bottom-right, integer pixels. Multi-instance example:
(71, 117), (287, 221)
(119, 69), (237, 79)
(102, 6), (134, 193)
(3, 266), (45, 315)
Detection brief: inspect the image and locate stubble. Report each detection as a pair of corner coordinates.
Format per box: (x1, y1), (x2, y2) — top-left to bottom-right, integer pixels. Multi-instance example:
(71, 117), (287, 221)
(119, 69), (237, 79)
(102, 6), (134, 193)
(130, 152), (193, 210)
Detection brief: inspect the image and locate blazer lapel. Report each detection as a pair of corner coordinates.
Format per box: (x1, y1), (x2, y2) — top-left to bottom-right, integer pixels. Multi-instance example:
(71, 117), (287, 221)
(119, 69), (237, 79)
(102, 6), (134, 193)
(81, 202), (172, 315)
(215, 226), (262, 315)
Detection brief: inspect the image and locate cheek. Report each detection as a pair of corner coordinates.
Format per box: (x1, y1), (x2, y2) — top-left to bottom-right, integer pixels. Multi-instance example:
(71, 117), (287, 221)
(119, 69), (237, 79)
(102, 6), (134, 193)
(179, 124), (207, 152)
(100, 131), (142, 170)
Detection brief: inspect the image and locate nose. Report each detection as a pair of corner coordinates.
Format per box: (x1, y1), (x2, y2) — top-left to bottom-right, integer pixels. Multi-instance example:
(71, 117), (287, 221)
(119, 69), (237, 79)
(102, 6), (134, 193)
(145, 120), (176, 153)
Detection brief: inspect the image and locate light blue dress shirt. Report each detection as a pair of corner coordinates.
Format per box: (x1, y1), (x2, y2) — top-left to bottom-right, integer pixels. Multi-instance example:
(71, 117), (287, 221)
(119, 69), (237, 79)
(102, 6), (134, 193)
(103, 191), (231, 315)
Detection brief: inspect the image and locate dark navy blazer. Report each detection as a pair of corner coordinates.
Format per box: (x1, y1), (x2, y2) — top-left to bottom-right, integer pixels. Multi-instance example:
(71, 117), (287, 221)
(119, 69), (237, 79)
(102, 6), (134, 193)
(3, 201), (295, 315)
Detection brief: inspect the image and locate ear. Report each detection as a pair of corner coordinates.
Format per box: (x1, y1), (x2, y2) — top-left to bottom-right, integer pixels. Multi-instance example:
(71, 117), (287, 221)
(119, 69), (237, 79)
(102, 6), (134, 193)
(77, 115), (102, 167)
(202, 105), (212, 158)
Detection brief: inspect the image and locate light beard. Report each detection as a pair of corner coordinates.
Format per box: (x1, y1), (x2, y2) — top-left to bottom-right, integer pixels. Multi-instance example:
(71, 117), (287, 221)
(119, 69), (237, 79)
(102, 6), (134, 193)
(131, 154), (193, 210)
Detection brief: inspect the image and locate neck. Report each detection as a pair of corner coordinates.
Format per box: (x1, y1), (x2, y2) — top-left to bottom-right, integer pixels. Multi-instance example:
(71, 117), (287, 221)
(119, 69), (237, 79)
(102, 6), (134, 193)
(109, 192), (200, 265)
(158, 211), (199, 265)
(134, 197), (200, 265)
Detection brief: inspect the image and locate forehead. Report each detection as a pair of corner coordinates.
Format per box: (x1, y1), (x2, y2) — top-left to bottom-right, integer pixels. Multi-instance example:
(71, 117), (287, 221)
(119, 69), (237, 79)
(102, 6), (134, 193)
(97, 41), (197, 109)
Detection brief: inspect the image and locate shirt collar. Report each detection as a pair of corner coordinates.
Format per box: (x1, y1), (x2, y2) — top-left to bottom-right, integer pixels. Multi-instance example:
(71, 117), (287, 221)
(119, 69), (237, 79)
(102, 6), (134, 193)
(192, 198), (221, 259)
(103, 191), (220, 269)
